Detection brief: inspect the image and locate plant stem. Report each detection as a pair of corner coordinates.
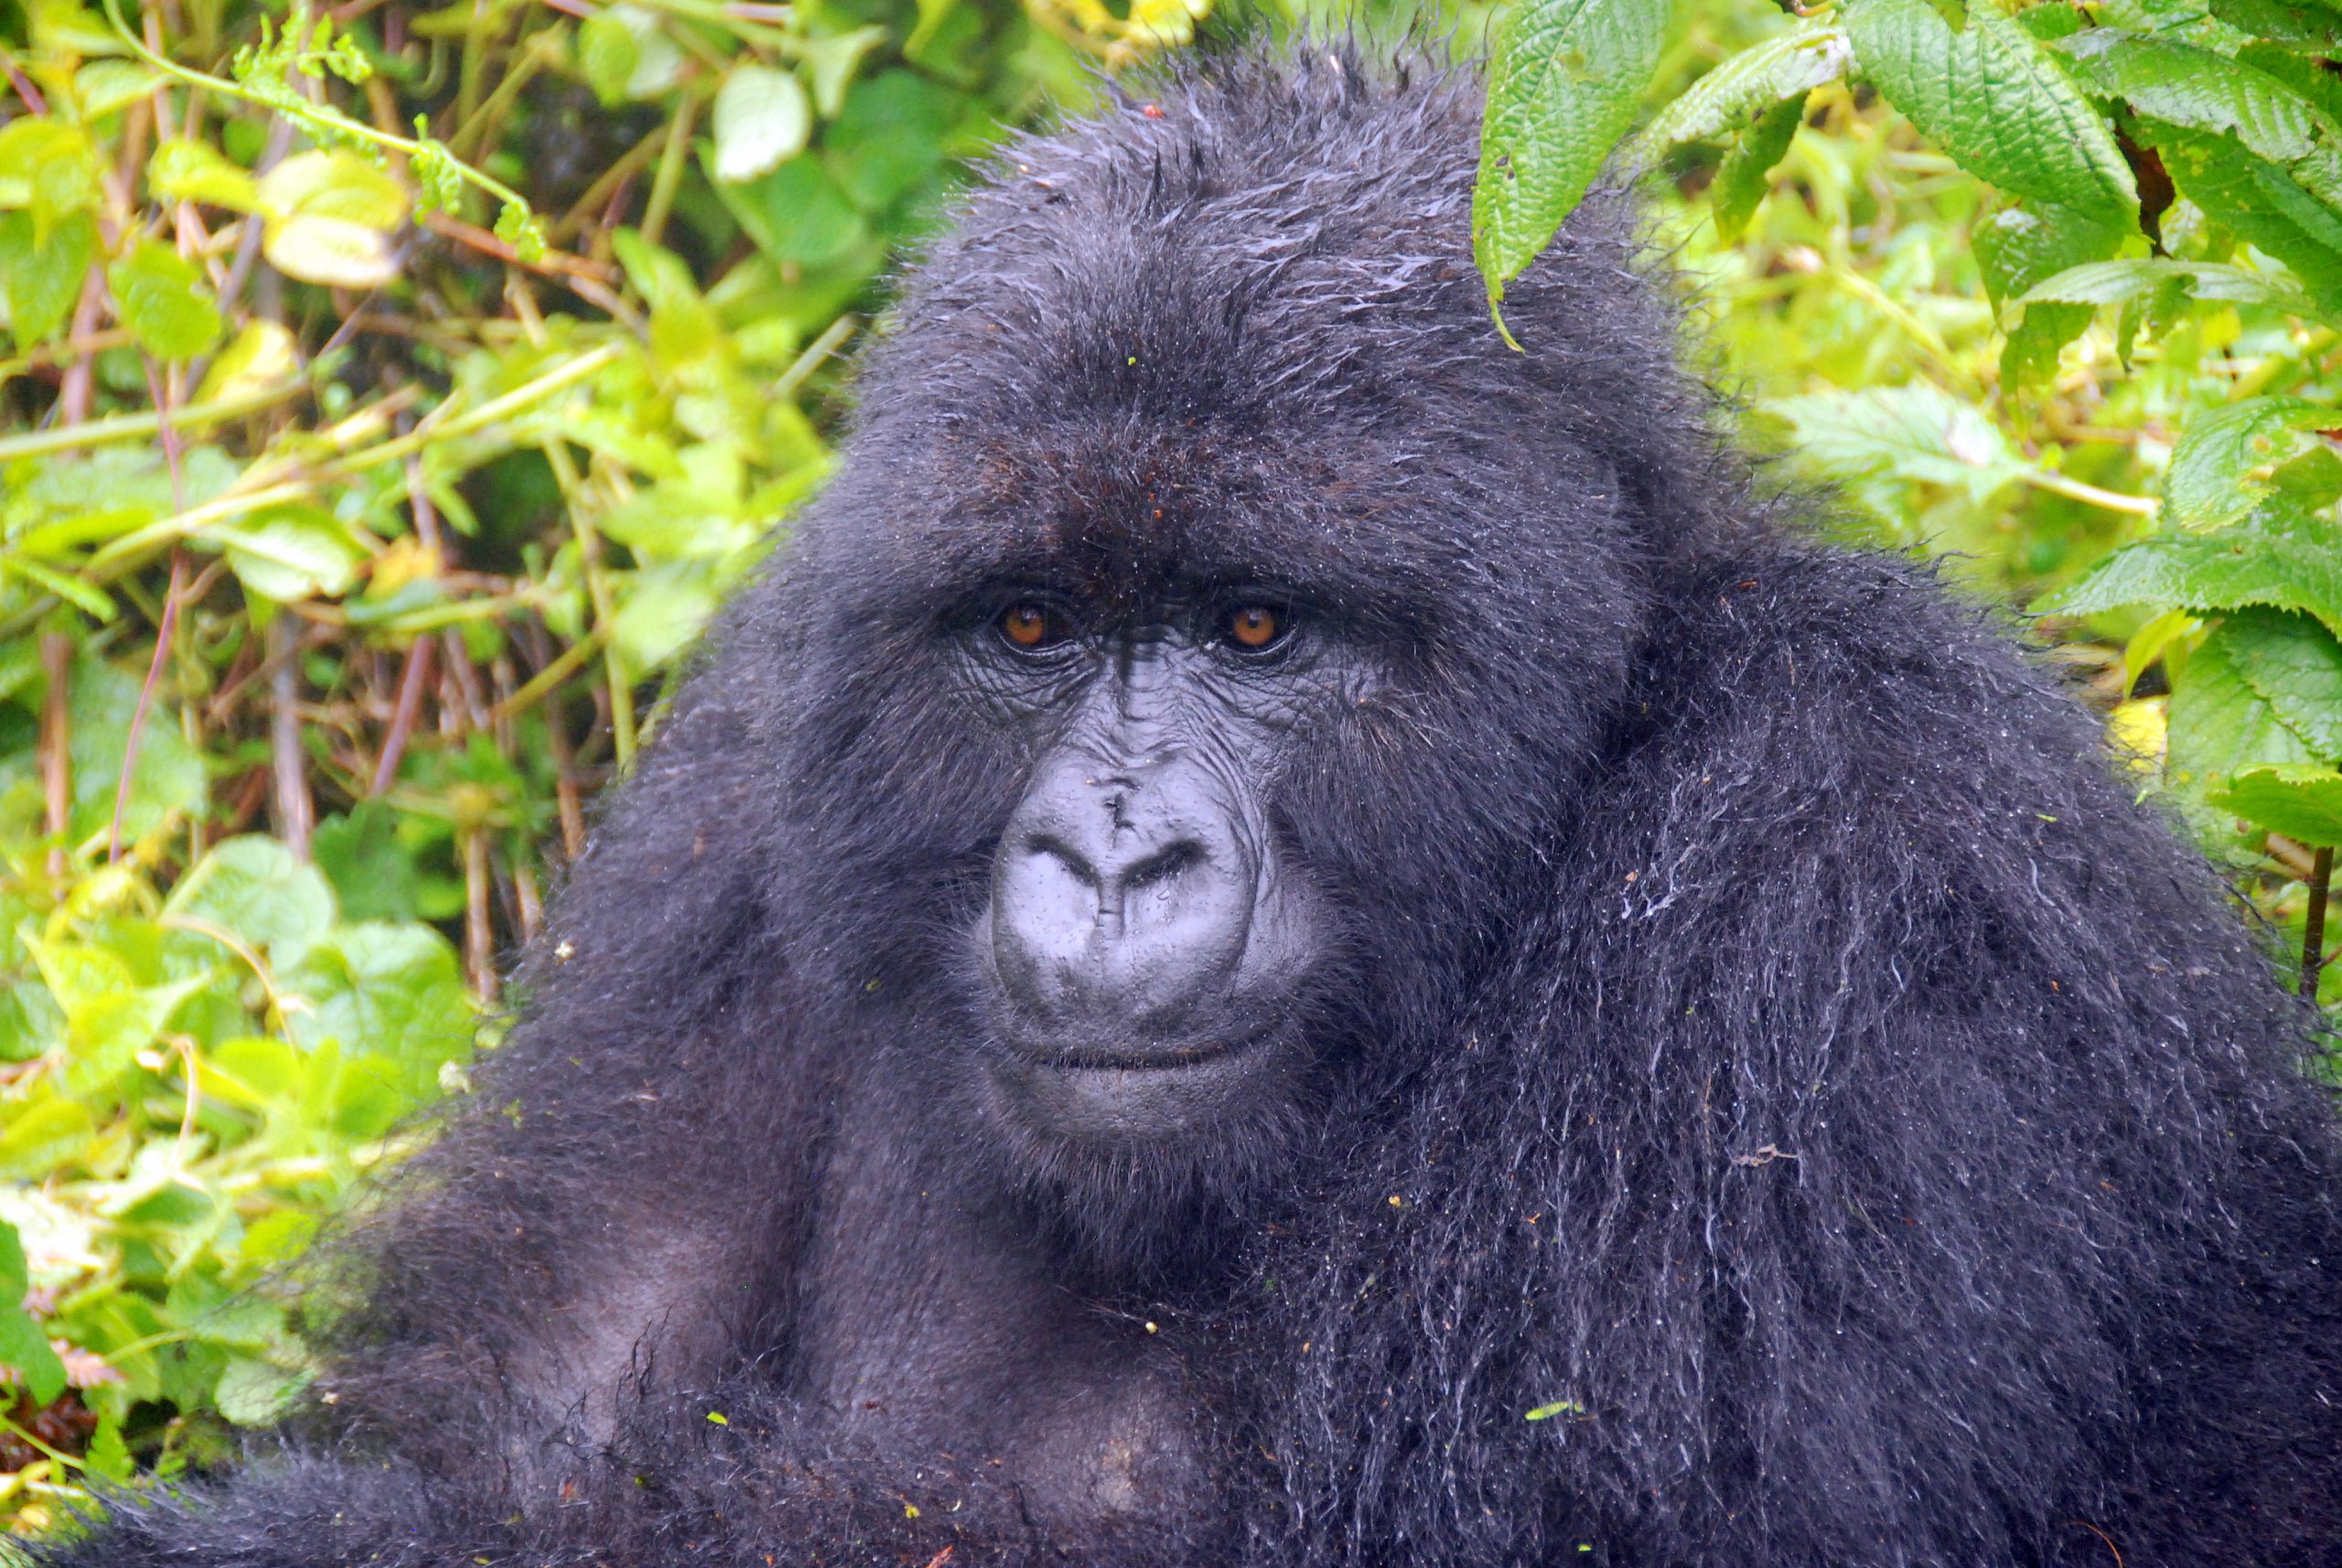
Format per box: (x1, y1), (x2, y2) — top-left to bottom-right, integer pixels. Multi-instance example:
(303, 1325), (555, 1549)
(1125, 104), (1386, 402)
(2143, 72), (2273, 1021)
(2305, 846), (2334, 1004)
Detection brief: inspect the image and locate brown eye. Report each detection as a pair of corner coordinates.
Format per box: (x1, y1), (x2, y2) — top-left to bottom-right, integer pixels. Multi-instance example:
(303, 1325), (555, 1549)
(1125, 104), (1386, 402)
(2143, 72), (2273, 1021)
(1225, 605), (1283, 650)
(1000, 603), (1059, 650)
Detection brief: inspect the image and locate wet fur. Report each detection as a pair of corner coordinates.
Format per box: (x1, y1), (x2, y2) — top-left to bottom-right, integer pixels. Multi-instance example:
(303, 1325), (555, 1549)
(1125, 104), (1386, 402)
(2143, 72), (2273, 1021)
(27, 44), (2342, 1568)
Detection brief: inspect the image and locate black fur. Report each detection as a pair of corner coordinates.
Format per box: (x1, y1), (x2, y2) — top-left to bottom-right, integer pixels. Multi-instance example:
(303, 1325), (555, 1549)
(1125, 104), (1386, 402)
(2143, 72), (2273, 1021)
(26, 46), (2342, 1568)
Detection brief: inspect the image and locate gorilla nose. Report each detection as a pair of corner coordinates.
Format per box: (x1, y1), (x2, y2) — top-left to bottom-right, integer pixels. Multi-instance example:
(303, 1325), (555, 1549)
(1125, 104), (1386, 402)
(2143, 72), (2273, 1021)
(992, 778), (1253, 1036)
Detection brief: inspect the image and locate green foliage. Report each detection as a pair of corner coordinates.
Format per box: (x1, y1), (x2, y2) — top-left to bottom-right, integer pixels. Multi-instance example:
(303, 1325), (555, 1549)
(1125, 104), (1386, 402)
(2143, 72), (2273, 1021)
(1483, 0), (2342, 1015)
(0, 0), (1139, 1532)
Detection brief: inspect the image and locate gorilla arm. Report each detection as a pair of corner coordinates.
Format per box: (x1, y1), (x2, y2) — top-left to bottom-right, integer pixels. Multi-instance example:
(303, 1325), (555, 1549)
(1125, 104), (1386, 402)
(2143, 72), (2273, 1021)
(1260, 541), (2342, 1568)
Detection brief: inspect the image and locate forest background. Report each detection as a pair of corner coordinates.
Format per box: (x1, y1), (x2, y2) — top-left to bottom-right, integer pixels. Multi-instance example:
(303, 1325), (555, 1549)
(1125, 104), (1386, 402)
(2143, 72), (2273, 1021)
(0, 0), (2337, 1530)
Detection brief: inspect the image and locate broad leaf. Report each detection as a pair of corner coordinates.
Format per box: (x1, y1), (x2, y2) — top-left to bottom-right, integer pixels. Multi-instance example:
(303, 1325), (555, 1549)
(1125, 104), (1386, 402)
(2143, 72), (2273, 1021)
(2019, 258), (2332, 326)
(2213, 764), (2342, 845)
(1637, 23), (1850, 151)
(1846, 0), (2135, 229)
(2218, 608), (2342, 759)
(2164, 397), (2337, 533)
(1474, 0), (1675, 322)
(2042, 508), (2342, 640)
(2167, 618), (2321, 786)
(713, 65), (811, 185)
(107, 242), (224, 360)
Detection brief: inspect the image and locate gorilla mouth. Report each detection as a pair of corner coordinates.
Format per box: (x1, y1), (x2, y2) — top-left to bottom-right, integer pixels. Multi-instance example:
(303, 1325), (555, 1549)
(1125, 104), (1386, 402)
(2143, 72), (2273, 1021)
(1025, 1033), (1266, 1072)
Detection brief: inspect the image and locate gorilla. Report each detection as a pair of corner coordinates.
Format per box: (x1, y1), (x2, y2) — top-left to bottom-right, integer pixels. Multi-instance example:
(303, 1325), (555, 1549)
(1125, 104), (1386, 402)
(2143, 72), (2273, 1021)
(29, 44), (2342, 1568)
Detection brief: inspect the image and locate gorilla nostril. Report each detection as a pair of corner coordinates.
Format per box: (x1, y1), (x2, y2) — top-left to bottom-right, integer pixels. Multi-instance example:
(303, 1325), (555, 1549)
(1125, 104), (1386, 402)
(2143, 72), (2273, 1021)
(1024, 832), (1100, 890)
(1118, 840), (1206, 893)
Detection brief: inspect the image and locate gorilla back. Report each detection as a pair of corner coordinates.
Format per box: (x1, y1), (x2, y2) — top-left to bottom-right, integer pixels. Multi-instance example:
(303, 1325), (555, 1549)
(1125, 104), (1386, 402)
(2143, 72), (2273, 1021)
(33, 46), (2342, 1568)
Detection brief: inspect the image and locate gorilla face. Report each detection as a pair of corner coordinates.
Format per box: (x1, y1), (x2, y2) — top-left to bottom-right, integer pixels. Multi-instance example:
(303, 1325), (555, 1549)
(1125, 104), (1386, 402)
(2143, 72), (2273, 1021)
(957, 587), (1363, 1163)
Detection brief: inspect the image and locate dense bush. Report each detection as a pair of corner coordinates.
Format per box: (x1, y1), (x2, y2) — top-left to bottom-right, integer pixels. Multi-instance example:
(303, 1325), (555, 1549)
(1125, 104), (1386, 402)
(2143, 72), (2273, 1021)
(0, 0), (2335, 1532)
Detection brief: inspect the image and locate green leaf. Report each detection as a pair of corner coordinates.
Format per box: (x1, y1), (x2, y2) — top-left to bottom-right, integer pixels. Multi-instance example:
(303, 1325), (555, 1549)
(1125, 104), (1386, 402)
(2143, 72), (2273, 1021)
(1712, 91), (1808, 242)
(2038, 509), (2342, 639)
(0, 1096), (94, 1181)
(2133, 121), (2342, 309)
(0, 117), (103, 237)
(0, 1304), (67, 1406)
(0, 209), (98, 346)
(1638, 23), (1850, 152)
(107, 241), (225, 360)
(577, 9), (641, 108)
(149, 140), (263, 213)
(718, 154), (873, 269)
(2018, 258), (2332, 326)
(2164, 397), (2337, 533)
(2057, 32), (2328, 167)
(60, 659), (207, 844)
(1973, 201), (2130, 386)
(0, 1219), (29, 1300)
(25, 938), (201, 1094)
(1845, 0), (2136, 228)
(2168, 617), (2321, 785)
(200, 504), (371, 602)
(166, 834), (340, 972)
(1765, 382), (2027, 507)
(801, 25), (889, 119)
(72, 59), (161, 121)
(824, 72), (959, 214)
(2218, 608), (2342, 758)
(2212, 764), (2342, 845)
(284, 922), (472, 1073)
(713, 64), (811, 185)
(2210, 0), (2342, 54)
(1474, 0), (1675, 319)
(213, 1354), (311, 1425)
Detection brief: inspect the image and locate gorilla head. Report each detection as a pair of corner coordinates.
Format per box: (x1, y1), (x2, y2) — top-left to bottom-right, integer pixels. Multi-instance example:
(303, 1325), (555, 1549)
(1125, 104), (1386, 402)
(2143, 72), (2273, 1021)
(752, 55), (1703, 1267)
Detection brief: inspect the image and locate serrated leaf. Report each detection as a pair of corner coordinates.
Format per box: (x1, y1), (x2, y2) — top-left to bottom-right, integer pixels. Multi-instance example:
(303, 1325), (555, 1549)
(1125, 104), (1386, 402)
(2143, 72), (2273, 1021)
(0, 1097), (94, 1181)
(2057, 32), (2328, 166)
(150, 140), (263, 213)
(0, 1306), (67, 1405)
(1974, 200), (2129, 386)
(107, 241), (224, 360)
(1713, 91), (1808, 242)
(0, 117), (103, 237)
(2165, 397), (2337, 532)
(72, 60), (163, 121)
(2019, 258), (2332, 325)
(1638, 23), (1850, 152)
(2218, 608), (2342, 758)
(1766, 382), (2027, 506)
(713, 65), (811, 185)
(0, 208), (98, 345)
(2168, 618), (2321, 785)
(1846, 0), (2135, 228)
(2040, 509), (2342, 639)
(167, 835), (339, 972)
(2212, 764), (2342, 844)
(200, 504), (371, 602)
(1474, 0), (1676, 315)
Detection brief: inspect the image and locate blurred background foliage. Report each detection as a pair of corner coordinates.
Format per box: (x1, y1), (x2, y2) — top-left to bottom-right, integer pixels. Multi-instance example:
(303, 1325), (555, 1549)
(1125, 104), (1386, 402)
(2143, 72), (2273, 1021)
(0, 0), (2334, 1530)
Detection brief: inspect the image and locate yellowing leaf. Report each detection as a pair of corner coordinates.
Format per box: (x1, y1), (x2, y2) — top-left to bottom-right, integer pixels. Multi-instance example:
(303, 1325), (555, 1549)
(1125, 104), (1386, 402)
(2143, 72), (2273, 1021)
(196, 320), (300, 403)
(713, 65), (811, 184)
(264, 214), (398, 289)
(257, 151), (410, 231)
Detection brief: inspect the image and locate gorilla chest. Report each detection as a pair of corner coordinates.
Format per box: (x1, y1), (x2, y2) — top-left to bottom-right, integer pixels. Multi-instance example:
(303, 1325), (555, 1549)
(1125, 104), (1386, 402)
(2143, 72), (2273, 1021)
(791, 1154), (1214, 1533)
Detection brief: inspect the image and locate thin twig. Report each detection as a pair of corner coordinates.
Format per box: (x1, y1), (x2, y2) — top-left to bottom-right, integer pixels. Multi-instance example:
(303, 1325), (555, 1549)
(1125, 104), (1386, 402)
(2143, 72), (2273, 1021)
(2305, 846), (2334, 1004)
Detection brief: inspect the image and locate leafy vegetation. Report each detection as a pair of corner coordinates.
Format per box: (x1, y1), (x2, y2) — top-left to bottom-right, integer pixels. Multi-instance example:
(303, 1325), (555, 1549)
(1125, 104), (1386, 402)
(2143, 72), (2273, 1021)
(0, 0), (2336, 1534)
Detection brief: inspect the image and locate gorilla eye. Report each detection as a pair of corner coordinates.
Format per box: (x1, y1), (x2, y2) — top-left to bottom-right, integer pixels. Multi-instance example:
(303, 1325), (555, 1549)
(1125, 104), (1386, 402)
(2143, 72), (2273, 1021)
(1220, 603), (1289, 653)
(999, 602), (1070, 650)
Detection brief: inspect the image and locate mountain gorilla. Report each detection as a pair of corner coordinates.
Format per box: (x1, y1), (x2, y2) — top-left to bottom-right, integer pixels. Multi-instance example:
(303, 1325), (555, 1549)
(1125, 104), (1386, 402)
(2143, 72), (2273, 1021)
(33, 43), (2342, 1568)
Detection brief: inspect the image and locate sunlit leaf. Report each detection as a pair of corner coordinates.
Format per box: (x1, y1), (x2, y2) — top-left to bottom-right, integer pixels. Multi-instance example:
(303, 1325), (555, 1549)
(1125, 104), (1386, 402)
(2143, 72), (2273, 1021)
(714, 65), (811, 185)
